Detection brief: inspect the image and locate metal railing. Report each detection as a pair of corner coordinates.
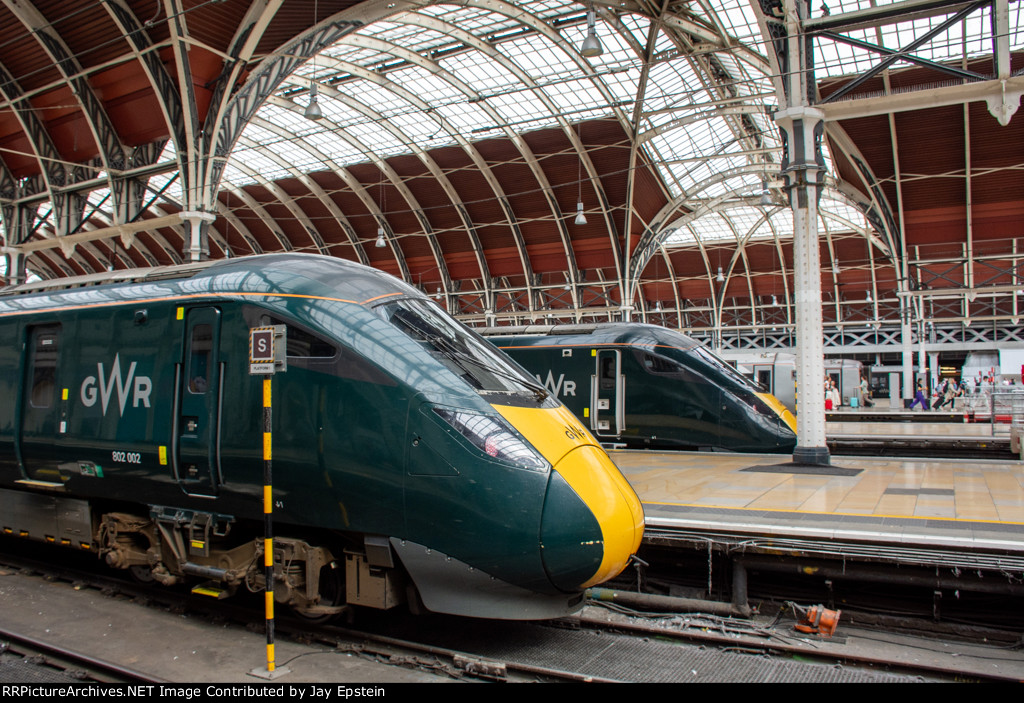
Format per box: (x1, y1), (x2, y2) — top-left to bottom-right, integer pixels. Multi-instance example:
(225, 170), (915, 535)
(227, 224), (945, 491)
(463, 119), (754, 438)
(963, 390), (1024, 435)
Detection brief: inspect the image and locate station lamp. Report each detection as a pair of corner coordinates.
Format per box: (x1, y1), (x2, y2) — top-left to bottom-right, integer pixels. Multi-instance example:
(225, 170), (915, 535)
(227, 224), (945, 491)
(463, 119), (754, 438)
(580, 5), (603, 57)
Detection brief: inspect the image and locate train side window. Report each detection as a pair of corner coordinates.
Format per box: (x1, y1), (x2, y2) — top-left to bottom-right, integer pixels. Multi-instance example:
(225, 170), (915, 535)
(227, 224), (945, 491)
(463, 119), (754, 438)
(28, 326), (60, 408)
(188, 324), (212, 394)
(599, 356), (616, 390)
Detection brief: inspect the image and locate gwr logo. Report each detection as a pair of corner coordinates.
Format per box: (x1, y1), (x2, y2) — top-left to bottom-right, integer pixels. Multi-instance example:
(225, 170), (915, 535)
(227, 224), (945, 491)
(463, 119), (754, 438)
(80, 354), (153, 416)
(535, 370), (576, 397)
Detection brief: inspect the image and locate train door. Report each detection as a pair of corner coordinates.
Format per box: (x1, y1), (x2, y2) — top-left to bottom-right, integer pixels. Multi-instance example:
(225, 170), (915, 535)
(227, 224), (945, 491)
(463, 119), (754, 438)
(591, 349), (623, 437)
(19, 324), (62, 483)
(174, 307), (223, 496)
(756, 368), (773, 394)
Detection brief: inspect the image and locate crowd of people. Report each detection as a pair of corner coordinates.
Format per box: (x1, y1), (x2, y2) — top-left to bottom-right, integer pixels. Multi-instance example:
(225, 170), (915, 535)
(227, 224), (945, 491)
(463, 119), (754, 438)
(905, 372), (1015, 411)
(835, 371), (1017, 412)
(831, 370), (1015, 409)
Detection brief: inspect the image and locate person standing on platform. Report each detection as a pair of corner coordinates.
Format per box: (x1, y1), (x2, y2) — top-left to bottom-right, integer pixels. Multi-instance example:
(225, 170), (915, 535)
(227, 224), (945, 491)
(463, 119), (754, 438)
(910, 379), (928, 410)
(939, 379), (957, 409)
(829, 379), (841, 410)
(859, 376), (873, 408)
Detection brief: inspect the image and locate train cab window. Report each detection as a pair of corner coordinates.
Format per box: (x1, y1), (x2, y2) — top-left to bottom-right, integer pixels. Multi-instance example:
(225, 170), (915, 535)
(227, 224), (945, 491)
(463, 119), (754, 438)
(28, 326), (60, 408)
(188, 324), (212, 394)
(642, 353), (678, 374)
(242, 307), (393, 385)
(251, 313), (336, 359)
(284, 326), (335, 358)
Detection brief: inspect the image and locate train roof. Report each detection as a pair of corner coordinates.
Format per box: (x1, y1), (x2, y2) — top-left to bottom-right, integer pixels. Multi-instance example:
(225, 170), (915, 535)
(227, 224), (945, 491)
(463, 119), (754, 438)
(482, 322), (701, 351)
(0, 254), (424, 315)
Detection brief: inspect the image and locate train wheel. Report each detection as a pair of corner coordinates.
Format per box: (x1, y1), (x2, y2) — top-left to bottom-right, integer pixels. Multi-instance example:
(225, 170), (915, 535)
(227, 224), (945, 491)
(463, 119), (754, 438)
(129, 565), (156, 584)
(293, 560), (346, 623)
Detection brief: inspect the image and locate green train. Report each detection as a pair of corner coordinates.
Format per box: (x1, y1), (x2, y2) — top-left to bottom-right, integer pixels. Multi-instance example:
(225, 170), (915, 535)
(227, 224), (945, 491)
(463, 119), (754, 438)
(489, 323), (797, 453)
(0, 254), (644, 620)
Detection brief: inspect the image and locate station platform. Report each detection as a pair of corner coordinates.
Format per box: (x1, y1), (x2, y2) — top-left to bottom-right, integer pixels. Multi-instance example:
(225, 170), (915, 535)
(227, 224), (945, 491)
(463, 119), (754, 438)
(610, 449), (1024, 572)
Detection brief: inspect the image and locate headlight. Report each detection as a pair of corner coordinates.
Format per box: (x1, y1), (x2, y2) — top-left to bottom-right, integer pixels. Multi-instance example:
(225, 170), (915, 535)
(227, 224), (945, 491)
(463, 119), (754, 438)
(433, 407), (550, 473)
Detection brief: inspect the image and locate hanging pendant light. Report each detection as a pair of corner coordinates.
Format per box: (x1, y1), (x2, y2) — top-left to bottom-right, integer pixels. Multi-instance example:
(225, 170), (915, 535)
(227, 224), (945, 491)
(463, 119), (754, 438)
(580, 5), (603, 57)
(375, 225), (386, 248)
(305, 82), (324, 120)
(716, 267), (725, 283)
(574, 201), (587, 225)
(305, 0), (324, 120)
(759, 180), (772, 206)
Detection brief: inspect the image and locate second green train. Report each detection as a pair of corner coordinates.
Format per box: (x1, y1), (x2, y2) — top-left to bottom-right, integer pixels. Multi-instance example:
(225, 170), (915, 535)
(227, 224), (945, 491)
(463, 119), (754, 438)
(489, 323), (797, 453)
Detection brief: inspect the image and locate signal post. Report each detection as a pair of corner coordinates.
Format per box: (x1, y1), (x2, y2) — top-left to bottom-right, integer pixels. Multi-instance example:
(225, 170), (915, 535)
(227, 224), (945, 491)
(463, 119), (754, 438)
(248, 325), (289, 679)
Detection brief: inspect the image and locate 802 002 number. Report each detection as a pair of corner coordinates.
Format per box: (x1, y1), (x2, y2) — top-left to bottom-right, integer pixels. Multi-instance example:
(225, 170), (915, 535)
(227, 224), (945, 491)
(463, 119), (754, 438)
(111, 451), (142, 464)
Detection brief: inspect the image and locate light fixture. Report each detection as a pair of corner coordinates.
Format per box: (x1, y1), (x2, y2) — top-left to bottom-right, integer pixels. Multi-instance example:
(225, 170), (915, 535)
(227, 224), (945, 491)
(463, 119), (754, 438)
(865, 291), (872, 303)
(574, 122), (587, 225)
(759, 180), (771, 206)
(574, 201), (587, 225)
(654, 301), (662, 312)
(304, 0), (323, 121)
(304, 82), (323, 120)
(375, 226), (386, 248)
(832, 261), (840, 275)
(771, 294), (778, 306)
(434, 286), (442, 299)
(580, 5), (603, 57)
(716, 267), (725, 283)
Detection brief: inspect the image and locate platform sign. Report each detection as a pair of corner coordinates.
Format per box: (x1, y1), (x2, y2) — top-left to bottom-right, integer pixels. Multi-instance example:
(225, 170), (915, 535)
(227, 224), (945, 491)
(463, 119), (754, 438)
(250, 325), (287, 375)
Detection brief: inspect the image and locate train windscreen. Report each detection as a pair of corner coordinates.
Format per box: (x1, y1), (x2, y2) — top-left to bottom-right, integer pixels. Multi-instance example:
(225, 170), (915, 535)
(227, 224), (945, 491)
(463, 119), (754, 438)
(376, 298), (552, 405)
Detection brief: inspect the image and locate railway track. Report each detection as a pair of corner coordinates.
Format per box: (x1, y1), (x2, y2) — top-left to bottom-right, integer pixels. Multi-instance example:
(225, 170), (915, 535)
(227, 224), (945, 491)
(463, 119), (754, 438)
(2, 541), (1022, 683)
(0, 627), (164, 684)
(827, 437), (1016, 460)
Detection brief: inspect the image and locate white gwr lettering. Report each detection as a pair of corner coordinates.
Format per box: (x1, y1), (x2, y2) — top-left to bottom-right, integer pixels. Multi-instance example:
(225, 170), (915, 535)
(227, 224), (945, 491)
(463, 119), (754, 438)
(535, 370), (576, 397)
(80, 354), (153, 416)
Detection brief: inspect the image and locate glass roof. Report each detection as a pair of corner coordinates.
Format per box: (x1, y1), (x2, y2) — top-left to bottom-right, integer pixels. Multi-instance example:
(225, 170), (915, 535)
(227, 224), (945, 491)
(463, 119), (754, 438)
(27, 0), (1016, 296)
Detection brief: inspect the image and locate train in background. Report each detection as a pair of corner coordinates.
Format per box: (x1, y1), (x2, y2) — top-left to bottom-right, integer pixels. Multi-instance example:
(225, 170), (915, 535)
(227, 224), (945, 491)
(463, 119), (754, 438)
(0, 254), (644, 621)
(720, 351), (864, 412)
(487, 323), (797, 454)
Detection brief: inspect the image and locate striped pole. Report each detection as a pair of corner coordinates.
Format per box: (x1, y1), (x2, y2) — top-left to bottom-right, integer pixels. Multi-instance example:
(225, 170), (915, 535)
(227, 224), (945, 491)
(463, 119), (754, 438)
(263, 376), (275, 673)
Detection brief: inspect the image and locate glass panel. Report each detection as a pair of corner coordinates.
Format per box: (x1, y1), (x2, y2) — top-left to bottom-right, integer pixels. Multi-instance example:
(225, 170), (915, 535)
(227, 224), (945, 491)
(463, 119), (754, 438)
(188, 324), (212, 394)
(29, 328), (59, 409)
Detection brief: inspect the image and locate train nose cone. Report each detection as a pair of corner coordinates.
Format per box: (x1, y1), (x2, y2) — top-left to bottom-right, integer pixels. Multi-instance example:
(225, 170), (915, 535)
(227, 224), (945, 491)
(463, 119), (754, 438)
(541, 445), (645, 592)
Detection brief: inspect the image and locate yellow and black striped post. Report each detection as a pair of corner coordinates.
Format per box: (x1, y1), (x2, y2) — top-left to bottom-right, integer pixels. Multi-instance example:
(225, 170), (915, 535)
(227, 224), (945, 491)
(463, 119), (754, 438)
(262, 376), (276, 672)
(248, 326), (289, 680)
(250, 373), (289, 679)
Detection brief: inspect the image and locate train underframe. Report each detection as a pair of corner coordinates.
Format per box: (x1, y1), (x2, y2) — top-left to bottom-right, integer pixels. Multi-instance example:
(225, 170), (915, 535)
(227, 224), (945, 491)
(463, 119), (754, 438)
(0, 487), (409, 618)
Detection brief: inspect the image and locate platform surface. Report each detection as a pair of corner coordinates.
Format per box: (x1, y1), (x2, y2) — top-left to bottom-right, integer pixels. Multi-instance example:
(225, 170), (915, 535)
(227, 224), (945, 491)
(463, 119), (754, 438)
(610, 449), (1024, 558)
